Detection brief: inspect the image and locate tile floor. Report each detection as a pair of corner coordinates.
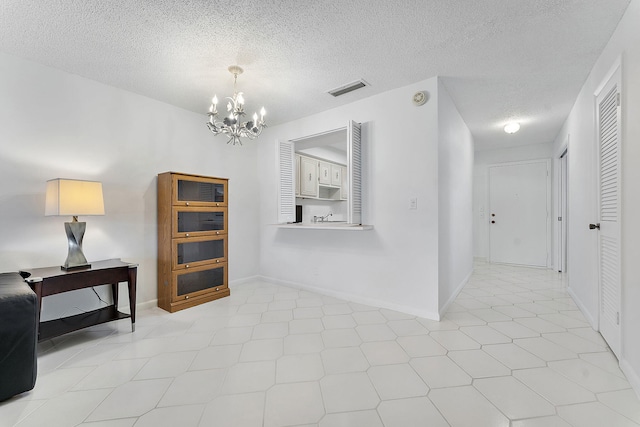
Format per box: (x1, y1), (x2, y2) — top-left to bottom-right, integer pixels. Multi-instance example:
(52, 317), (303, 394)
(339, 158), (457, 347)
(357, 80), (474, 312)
(2, 261), (640, 426)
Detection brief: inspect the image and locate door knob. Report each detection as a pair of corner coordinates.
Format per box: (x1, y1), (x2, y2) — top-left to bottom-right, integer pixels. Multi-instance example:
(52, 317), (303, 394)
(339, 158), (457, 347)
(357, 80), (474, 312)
(589, 223), (600, 230)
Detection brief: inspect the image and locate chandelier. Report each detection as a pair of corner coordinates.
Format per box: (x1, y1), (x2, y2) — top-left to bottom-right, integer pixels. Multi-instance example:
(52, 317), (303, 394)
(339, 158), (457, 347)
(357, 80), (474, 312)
(206, 65), (266, 145)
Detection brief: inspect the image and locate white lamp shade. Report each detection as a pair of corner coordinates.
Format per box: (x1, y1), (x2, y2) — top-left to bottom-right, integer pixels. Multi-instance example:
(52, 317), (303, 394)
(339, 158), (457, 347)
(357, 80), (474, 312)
(45, 179), (105, 216)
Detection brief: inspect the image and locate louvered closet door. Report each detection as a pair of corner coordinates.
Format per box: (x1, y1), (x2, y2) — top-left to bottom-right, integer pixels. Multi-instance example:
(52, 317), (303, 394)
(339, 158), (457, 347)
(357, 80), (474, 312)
(348, 120), (362, 225)
(278, 140), (296, 223)
(596, 67), (622, 358)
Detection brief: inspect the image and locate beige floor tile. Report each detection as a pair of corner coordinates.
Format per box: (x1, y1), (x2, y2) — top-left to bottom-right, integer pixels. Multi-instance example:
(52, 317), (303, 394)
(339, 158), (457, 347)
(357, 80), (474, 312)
(367, 364), (429, 399)
(320, 373), (379, 413)
(483, 343), (546, 369)
(319, 410), (383, 427)
(429, 386), (509, 427)
(410, 356), (472, 388)
(558, 401), (640, 427)
(513, 367), (595, 405)
(361, 341), (410, 365)
(158, 369), (225, 406)
(133, 405), (205, 427)
(448, 349), (511, 378)
(264, 382), (324, 427)
(200, 392), (264, 427)
(377, 397), (449, 427)
(474, 376), (556, 419)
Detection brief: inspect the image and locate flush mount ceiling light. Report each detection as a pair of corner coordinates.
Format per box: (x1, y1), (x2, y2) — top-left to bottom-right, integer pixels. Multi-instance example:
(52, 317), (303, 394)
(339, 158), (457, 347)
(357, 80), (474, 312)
(504, 122), (521, 134)
(207, 65), (266, 145)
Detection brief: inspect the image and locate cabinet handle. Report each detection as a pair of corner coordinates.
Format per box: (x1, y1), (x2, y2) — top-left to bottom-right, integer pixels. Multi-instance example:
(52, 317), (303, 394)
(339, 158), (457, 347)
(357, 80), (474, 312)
(185, 264), (189, 268)
(308, 173), (312, 181)
(185, 233), (190, 237)
(216, 259), (220, 263)
(216, 231), (220, 235)
(216, 203), (220, 206)
(215, 287), (219, 291)
(185, 202), (190, 206)
(185, 295), (189, 299)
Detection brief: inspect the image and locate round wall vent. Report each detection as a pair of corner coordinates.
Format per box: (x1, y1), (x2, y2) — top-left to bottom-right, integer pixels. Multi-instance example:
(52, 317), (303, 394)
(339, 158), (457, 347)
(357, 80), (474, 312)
(413, 91), (428, 106)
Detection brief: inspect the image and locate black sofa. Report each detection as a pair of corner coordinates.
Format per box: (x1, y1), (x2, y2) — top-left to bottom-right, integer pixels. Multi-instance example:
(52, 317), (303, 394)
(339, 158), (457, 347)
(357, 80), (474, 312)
(0, 272), (37, 401)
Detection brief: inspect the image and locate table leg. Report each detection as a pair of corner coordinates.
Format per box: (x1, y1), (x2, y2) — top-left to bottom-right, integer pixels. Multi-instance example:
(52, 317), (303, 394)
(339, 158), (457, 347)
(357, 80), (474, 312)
(111, 282), (119, 308)
(127, 266), (137, 332)
(33, 280), (43, 340)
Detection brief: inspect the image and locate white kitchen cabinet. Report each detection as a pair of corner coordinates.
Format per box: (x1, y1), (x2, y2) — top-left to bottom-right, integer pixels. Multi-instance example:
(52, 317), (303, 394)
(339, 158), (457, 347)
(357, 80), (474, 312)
(319, 161), (331, 185)
(300, 155), (319, 197)
(331, 164), (342, 187)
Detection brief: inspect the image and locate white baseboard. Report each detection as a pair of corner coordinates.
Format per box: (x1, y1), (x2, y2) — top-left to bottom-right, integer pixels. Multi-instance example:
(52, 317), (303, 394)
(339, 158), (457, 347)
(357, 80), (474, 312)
(620, 357), (640, 399)
(439, 268), (473, 319)
(567, 287), (597, 329)
(125, 276), (261, 313)
(254, 275), (440, 321)
(136, 299), (158, 312)
(118, 298), (158, 313)
(230, 275), (261, 286)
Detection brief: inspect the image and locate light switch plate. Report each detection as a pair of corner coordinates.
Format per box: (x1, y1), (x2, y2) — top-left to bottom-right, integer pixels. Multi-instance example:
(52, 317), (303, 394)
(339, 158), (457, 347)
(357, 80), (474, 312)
(409, 198), (418, 210)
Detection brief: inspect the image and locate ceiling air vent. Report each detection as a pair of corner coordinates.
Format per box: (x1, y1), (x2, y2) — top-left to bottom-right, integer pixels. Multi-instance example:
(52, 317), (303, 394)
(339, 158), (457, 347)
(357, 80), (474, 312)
(328, 79), (369, 97)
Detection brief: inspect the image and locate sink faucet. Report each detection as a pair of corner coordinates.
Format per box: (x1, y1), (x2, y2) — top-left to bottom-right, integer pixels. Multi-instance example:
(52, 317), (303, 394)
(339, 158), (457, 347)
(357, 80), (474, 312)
(313, 211), (333, 223)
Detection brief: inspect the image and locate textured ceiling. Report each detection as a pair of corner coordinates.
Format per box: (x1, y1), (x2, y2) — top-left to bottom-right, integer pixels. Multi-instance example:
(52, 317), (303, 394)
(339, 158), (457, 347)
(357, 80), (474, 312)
(0, 0), (631, 150)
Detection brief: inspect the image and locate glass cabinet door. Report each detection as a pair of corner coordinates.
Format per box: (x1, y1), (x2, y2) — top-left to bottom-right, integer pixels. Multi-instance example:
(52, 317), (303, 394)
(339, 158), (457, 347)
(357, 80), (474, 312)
(173, 236), (226, 270)
(172, 176), (227, 206)
(173, 207), (226, 237)
(173, 264), (227, 299)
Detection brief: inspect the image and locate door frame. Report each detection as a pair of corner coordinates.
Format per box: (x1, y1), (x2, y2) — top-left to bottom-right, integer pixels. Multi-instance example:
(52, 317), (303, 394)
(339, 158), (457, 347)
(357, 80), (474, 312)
(553, 138), (569, 273)
(487, 159), (552, 268)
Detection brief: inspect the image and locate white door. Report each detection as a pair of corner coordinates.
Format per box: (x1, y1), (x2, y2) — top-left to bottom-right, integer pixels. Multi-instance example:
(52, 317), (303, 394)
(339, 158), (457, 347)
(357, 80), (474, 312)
(595, 66), (622, 358)
(489, 161), (550, 267)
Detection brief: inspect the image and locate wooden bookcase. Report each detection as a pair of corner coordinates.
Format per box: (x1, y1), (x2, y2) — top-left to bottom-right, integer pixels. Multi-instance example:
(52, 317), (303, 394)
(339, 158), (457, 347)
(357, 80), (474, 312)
(157, 172), (230, 312)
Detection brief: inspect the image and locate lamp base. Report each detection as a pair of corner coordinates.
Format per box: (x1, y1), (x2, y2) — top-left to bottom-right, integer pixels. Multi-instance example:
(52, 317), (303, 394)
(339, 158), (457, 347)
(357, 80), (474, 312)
(62, 221), (91, 270)
(61, 263), (91, 271)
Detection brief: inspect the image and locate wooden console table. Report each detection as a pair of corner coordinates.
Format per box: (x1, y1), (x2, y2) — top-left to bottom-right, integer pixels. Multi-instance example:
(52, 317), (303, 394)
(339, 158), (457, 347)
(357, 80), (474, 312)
(20, 259), (137, 342)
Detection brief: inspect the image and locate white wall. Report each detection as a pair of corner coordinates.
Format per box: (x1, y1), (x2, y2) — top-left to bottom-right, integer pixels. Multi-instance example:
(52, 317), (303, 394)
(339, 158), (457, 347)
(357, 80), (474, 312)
(473, 143), (553, 259)
(257, 76), (474, 319)
(257, 77), (443, 319)
(552, 0), (640, 395)
(437, 79), (474, 313)
(0, 53), (260, 320)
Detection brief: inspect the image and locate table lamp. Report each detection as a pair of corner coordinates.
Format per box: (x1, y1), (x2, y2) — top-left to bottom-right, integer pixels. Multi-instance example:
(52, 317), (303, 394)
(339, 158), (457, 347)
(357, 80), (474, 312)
(45, 178), (105, 270)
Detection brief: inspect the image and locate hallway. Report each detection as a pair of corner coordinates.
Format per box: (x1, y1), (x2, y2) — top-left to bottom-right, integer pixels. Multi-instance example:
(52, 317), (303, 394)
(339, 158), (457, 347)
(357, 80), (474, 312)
(1, 261), (639, 426)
